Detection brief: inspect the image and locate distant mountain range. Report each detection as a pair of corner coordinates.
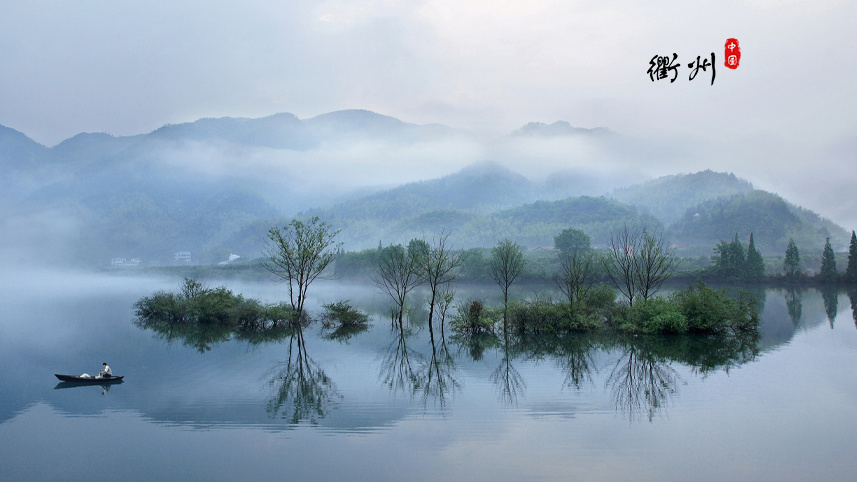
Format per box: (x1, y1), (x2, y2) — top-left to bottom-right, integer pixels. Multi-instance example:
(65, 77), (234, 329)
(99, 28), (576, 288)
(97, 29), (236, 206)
(0, 110), (849, 267)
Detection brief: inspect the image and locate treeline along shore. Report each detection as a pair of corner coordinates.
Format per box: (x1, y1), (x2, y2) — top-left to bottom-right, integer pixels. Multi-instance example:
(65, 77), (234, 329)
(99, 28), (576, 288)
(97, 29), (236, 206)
(133, 228), (857, 288)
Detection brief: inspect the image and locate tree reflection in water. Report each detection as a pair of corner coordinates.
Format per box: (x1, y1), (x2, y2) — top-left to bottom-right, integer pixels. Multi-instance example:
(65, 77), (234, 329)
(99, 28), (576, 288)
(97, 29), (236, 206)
(849, 290), (857, 329)
(604, 332), (759, 421)
(490, 331), (525, 407)
(380, 323), (461, 408)
(453, 327), (759, 421)
(379, 324), (423, 398)
(419, 331), (460, 408)
(606, 338), (680, 422)
(134, 316), (235, 353)
(556, 335), (598, 390)
(135, 305), (341, 424)
(135, 290), (761, 423)
(821, 287), (839, 328)
(135, 308), (299, 353)
(786, 288), (803, 325)
(266, 326), (340, 424)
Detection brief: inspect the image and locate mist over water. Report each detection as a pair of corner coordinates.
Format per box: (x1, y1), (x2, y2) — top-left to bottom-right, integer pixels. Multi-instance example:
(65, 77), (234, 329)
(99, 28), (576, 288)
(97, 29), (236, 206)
(3, 272), (857, 481)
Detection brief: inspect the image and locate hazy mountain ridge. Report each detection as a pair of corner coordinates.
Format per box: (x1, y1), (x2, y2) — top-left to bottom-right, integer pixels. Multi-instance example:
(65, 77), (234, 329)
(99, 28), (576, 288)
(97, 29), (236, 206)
(611, 170), (755, 225)
(0, 111), (849, 266)
(511, 121), (611, 138)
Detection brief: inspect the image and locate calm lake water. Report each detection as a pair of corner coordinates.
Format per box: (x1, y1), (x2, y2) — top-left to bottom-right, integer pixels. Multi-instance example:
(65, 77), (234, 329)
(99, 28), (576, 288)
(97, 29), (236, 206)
(2, 271), (857, 481)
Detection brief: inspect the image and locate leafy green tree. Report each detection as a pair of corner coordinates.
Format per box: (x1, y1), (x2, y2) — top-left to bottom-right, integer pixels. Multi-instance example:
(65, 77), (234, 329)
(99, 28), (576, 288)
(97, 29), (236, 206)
(458, 248), (488, 280)
(783, 238), (801, 279)
(264, 217), (342, 319)
(407, 238), (430, 262)
(728, 234), (746, 278)
(712, 233), (747, 281)
(554, 228), (591, 256)
(820, 237), (837, 282)
(847, 231), (857, 283)
(745, 233), (765, 281)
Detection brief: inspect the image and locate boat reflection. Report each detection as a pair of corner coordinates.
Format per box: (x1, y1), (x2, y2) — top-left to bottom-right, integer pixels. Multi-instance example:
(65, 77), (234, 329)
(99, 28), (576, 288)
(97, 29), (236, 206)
(54, 379), (123, 396)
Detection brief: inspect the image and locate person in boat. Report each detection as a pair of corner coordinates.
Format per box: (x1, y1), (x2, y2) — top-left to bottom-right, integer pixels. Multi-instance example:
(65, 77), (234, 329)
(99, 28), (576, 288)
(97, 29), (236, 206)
(99, 363), (112, 378)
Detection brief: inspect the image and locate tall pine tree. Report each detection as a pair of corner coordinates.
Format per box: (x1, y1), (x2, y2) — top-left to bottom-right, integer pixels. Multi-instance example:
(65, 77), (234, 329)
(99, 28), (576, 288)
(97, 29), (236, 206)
(820, 237), (837, 282)
(729, 234), (746, 280)
(847, 230), (857, 283)
(745, 233), (765, 281)
(784, 238), (801, 279)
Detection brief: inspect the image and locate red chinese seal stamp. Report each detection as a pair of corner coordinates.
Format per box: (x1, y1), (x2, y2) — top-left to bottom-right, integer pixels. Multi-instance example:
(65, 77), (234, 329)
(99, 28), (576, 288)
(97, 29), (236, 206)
(724, 38), (740, 69)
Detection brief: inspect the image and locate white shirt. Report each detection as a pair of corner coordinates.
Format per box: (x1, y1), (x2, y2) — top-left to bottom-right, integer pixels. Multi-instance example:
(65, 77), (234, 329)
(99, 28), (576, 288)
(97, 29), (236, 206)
(101, 365), (111, 375)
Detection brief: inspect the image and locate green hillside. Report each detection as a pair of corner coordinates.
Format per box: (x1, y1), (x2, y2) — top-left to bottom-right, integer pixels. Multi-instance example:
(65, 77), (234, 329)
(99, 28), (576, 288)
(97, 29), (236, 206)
(612, 170), (754, 225)
(667, 190), (848, 255)
(306, 162), (535, 224)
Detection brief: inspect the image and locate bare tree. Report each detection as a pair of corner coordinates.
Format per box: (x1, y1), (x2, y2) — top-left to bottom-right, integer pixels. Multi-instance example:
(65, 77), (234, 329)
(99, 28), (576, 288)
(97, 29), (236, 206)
(417, 231), (461, 336)
(372, 244), (422, 328)
(489, 239), (525, 323)
(635, 229), (679, 302)
(554, 250), (595, 309)
(604, 226), (642, 306)
(603, 226), (677, 306)
(264, 216), (342, 320)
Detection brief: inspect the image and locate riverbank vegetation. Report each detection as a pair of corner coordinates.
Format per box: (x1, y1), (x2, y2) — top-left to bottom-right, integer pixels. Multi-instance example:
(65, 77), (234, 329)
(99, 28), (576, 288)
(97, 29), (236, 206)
(134, 222), (857, 347)
(134, 278), (370, 351)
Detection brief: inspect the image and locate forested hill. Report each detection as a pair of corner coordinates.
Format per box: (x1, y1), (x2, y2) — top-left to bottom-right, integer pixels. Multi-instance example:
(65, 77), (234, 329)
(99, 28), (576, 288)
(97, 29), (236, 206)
(0, 110), (849, 266)
(611, 170), (754, 225)
(609, 171), (848, 254)
(303, 194), (659, 251)
(667, 190), (848, 254)
(304, 162), (536, 223)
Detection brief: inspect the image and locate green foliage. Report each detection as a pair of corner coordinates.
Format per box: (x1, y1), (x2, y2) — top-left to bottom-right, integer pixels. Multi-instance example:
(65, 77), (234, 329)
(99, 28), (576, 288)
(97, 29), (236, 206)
(668, 190), (848, 256)
(133, 279), (306, 351)
(506, 297), (602, 334)
(135, 278), (249, 326)
(745, 233), (765, 281)
(820, 237), (837, 282)
(335, 249), (381, 274)
(847, 231), (857, 282)
(784, 238), (801, 278)
(134, 278), (301, 329)
(585, 283), (616, 310)
(612, 170), (754, 225)
(265, 216), (342, 315)
(321, 300), (369, 327)
(554, 228), (591, 255)
(613, 297), (688, 334)
(458, 248), (489, 280)
(670, 282), (758, 333)
(610, 282), (758, 334)
(497, 196), (663, 247)
(710, 233), (766, 282)
(451, 299), (500, 334)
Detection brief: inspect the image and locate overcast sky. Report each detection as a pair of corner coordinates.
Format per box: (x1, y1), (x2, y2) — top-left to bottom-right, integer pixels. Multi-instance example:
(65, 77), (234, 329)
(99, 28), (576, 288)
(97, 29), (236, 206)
(2, 1), (856, 228)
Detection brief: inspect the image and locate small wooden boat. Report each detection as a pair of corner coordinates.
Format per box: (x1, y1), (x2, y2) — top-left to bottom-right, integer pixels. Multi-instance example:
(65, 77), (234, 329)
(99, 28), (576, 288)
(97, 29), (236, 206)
(54, 374), (124, 382)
